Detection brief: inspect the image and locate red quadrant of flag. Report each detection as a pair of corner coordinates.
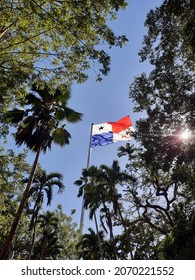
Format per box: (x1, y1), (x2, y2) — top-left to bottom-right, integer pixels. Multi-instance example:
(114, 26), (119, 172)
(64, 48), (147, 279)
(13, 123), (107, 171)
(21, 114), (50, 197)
(108, 115), (133, 133)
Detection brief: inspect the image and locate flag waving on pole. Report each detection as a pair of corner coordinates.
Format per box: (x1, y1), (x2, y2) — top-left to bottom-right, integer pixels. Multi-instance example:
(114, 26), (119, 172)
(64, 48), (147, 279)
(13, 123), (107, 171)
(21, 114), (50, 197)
(91, 115), (134, 148)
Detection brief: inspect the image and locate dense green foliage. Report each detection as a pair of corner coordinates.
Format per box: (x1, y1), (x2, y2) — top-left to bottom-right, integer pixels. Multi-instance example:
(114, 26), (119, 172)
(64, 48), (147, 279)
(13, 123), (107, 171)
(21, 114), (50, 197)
(130, 0), (195, 168)
(0, 148), (30, 250)
(5, 83), (82, 152)
(0, 0), (128, 94)
(0, 0), (128, 144)
(127, 0), (195, 259)
(0, 149), (79, 259)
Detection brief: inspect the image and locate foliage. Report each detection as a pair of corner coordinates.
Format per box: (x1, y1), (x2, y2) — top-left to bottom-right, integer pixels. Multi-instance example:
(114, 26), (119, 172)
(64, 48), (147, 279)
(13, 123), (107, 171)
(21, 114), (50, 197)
(0, 148), (36, 260)
(5, 83), (82, 152)
(0, 147), (31, 248)
(29, 207), (80, 260)
(54, 205), (80, 260)
(129, 0), (195, 170)
(27, 171), (65, 259)
(31, 210), (62, 259)
(0, 146), (79, 259)
(77, 227), (115, 260)
(126, 0), (195, 260)
(158, 203), (195, 260)
(0, 0), (128, 97)
(75, 140), (195, 259)
(75, 160), (135, 259)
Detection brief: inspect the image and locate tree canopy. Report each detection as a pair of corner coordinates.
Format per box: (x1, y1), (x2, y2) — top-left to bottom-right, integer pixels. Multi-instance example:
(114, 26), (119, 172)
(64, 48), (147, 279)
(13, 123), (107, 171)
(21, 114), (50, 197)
(0, 0), (128, 97)
(129, 0), (195, 169)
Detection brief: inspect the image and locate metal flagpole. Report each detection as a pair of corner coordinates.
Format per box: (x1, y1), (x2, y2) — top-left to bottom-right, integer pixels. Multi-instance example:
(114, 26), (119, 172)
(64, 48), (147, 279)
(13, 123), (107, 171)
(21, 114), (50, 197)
(79, 123), (93, 231)
(79, 123), (103, 259)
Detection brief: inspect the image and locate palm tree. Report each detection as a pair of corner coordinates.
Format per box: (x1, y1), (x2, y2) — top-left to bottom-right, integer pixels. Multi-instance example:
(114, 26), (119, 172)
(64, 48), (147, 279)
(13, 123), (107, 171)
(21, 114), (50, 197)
(76, 166), (103, 220)
(100, 160), (131, 225)
(76, 228), (113, 260)
(117, 143), (136, 162)
(76, 161), (134, 259)
(0, 83), (82, 259)
(100, 160), (134, 259)
(27, 170), (65, 259)
(75, 165), (117, 259)
(75, 166), (104, 259)
(33, 211), (62, 260)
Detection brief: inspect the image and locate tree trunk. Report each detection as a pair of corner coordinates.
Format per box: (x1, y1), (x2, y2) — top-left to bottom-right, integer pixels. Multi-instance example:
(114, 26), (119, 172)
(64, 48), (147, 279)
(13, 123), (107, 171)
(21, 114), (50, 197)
(107, 211), (117, 260)
(28, 209), (39, 260)
(28, 189), (43, 259)
(0, 147), (41, 260)
(40, 235), (48, 260)
(93, 212), (103, 260)
(103, 203), (117, 260)
(28, 224), (36, 260)
(116, 201), (134, 259)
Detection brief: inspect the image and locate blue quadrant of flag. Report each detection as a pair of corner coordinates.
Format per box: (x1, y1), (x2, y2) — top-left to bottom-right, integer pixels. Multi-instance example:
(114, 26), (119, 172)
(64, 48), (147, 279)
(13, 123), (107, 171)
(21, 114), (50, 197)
(91, 132), (113, 147)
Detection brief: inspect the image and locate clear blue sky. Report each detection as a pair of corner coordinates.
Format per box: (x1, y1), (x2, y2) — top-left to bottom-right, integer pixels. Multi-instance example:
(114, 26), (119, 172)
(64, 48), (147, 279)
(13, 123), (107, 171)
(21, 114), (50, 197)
(9, 0), (163, 231)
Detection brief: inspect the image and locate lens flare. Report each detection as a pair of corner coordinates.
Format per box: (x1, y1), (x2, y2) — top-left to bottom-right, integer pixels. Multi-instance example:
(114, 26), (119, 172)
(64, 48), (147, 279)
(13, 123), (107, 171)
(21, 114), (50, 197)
(180, 131), (191, 140)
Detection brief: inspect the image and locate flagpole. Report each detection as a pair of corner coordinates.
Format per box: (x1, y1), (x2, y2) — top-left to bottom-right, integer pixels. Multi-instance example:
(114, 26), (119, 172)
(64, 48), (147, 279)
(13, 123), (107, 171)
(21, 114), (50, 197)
(79, 123), (93, 232)
(79, 123), (103, 259)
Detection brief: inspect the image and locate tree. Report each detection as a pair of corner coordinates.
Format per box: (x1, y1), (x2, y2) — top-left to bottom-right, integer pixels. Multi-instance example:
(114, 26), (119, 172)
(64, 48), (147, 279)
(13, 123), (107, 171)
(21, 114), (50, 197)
(0, 147), (31, 255)
(0, 83), (82, 259)
(0, 0), (128, 98)
(27, 171), (65, 259)
(75, 161), (134, 259)
(158, 203), (195, 260)
(99, 160), (134, 258)
(129, 0), (195, 169)
(76, 227), (113, 260)
(128, 0), (195, 208)
(99, 161), (132, 227)
(127, 0), (195, 259)
(33, 211), (62, 260)
(75, 166), (105, 259)
(116, 222), (159, 260)
(54, 205), (80, 260)
(128, 0), (195, 202)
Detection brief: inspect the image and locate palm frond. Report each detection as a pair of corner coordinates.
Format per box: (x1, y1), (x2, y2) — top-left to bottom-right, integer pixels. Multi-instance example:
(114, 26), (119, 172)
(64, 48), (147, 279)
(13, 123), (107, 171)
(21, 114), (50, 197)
(5, 109), (25, 124)
(74, 179), (83, 187)
(46, 180), (65, 193)
(52, 127), (71, 146)
(45, 172), (63, 182)
(55, 86), (71, 103)
(58, 107), (82, 123)
(6, 81), (82, 154)
(26, 93), (42, 107)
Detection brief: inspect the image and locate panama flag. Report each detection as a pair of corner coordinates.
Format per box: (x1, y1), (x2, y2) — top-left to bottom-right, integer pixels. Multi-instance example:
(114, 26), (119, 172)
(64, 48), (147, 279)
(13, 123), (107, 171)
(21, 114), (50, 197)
(91, 115), (134, 148)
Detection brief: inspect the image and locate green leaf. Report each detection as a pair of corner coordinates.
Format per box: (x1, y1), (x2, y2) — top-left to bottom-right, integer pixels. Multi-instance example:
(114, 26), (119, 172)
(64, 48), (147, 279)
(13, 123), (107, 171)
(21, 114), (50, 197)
(52, 128), (71, 146)
(5, 109), (25, 124)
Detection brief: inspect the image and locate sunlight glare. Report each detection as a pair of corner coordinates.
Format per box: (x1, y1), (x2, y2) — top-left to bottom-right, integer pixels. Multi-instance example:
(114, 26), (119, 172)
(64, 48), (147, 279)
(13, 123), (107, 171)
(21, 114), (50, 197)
(180, 131), (191, 140)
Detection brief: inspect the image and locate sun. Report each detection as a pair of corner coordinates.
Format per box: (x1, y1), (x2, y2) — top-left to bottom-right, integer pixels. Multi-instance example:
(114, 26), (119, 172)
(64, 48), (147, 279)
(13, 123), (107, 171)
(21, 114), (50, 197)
(180, 131), (191, 140)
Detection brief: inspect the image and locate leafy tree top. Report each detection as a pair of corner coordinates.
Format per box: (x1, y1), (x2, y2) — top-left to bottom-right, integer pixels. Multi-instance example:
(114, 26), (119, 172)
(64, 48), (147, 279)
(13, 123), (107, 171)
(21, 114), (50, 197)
(0, 0), (128, 91)
(129, 0), (195, 167)
(5, 83), (82, 152)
